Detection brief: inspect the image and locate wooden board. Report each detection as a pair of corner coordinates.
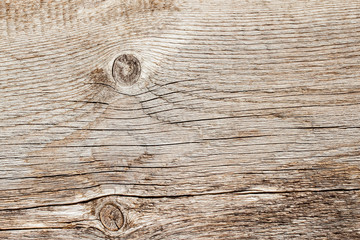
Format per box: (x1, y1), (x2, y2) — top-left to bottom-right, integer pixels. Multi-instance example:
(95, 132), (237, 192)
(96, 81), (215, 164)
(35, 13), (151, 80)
(0, 0), (359, 239)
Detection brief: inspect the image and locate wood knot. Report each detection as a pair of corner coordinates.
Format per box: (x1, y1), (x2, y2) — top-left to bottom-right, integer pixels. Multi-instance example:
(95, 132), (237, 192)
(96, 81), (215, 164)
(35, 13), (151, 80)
(112, 54), (141, 86)
(99, 203), (124, 231)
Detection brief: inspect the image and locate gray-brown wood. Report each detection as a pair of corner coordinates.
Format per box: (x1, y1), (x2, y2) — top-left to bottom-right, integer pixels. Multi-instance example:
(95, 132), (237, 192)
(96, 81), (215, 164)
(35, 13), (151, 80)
(1, 0), (360, 239)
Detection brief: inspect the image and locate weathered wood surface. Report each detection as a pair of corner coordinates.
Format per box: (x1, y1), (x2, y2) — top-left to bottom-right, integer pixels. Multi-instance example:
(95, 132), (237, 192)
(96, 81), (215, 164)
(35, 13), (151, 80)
(1, 0), (360, 239)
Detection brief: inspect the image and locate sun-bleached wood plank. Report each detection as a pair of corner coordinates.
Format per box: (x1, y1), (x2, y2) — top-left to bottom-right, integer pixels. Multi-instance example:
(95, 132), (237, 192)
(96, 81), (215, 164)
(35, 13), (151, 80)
(0, 0), (359, 239)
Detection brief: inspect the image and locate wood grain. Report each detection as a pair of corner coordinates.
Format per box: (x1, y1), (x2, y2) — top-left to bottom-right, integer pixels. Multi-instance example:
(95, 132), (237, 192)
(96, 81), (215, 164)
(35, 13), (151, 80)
(0, 0), (360, 239)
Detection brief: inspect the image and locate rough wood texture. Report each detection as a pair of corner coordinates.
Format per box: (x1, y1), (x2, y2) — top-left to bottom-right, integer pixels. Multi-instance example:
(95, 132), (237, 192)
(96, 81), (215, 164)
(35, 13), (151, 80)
(1, 0), (360, 239)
